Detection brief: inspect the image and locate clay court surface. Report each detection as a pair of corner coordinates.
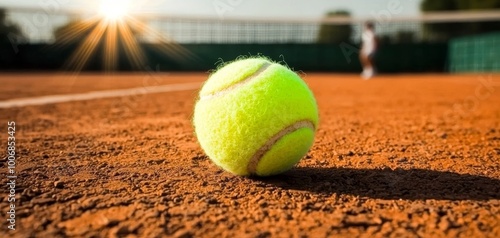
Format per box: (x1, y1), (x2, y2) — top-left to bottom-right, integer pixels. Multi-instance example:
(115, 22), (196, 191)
(0, 73), (499, 237)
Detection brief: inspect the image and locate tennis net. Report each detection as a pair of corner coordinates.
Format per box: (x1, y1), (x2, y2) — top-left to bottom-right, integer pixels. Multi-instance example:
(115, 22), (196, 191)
(4, 8), (500, 44)
(140, 10), (500, 44)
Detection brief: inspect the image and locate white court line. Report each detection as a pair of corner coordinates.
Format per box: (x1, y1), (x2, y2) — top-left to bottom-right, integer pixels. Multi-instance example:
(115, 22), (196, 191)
(0, 82), (202, 109)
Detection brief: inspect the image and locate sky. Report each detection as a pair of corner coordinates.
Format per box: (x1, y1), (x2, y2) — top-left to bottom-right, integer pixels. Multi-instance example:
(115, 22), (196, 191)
(0, 0), (422, 19)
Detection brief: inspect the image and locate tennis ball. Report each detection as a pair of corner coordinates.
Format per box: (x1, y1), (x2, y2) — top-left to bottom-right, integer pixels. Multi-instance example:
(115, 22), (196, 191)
(193, 57), (318, 176)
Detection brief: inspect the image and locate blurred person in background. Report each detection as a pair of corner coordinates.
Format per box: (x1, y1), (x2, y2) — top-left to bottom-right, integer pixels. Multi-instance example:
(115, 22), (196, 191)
(360, 22), (378, 79)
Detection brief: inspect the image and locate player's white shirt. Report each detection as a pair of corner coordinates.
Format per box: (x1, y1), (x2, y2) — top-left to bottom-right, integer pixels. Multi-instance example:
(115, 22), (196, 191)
(361, 29), (376, 55)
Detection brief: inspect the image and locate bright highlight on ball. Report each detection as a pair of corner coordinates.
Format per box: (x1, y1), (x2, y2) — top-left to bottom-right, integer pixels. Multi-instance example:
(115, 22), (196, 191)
(193, 57), (319, 176)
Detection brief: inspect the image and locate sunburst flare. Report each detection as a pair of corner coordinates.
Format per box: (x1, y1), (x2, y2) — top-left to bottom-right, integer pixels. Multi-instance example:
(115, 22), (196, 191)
(57, 0), (196, 72)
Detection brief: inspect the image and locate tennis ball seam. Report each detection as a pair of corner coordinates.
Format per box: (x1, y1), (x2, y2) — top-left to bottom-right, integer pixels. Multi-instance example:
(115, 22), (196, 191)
(247, 120), (315, 175)
(200, 62), (272, 100)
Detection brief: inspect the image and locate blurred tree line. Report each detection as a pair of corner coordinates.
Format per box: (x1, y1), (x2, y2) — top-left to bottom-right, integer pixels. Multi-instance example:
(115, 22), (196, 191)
(420, 0), (500, 40)
(421, 0), (500, 41)
(317, 10), (353, 44)
(422, 0), (500, 12)
(0, 9), (23, 44)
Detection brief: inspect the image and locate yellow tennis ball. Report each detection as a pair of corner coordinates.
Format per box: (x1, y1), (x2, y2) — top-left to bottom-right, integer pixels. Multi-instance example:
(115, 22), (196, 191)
(193, 57), (319, 176)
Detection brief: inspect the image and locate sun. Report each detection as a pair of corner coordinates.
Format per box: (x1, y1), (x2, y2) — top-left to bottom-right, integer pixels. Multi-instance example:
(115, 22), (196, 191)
(99, 0), (131, 21)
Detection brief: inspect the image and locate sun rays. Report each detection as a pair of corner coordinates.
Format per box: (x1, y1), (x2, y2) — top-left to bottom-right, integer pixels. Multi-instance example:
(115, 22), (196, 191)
(57, 0), (196, 73)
